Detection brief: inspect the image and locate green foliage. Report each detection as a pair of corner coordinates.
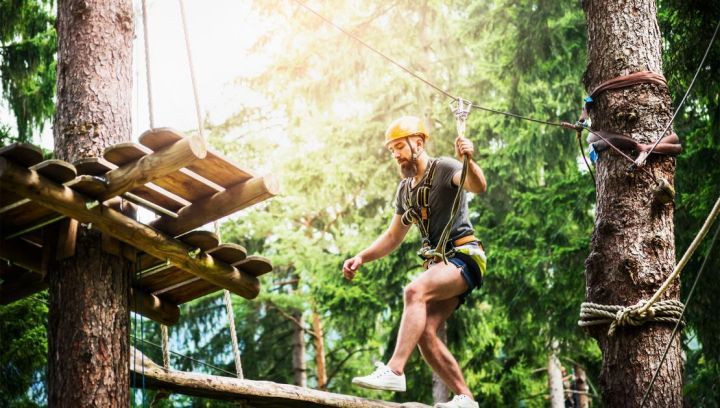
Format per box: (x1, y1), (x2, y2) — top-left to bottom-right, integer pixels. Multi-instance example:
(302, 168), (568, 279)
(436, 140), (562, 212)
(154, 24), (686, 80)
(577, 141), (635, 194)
(0, 293), (48, 407)
(0, 0), (56, 142)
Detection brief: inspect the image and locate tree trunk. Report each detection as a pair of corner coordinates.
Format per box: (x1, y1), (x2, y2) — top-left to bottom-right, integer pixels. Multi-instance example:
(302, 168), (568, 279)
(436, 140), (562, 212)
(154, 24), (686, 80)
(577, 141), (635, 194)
(431, 323), (450, 404)
(49, 0), (133, 406)
(583, 1), (681, 406)
(311, 309), (328, 390)
(292, 311), (307, 387)
(548, 353), (565, 408)
(573, 365), (590, 408)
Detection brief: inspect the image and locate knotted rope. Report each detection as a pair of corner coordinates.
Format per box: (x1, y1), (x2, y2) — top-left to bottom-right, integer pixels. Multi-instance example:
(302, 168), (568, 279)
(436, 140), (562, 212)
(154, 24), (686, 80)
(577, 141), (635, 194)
(579, 299), (685, 336)
(579, 195), (720, 336)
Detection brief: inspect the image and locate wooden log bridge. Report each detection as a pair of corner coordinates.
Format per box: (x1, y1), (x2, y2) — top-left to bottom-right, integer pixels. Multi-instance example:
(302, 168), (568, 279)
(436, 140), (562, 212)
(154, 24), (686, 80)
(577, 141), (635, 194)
(0, 156), (260, 299)
(131, 349), (430, 408)
(0, 130), (279, 324)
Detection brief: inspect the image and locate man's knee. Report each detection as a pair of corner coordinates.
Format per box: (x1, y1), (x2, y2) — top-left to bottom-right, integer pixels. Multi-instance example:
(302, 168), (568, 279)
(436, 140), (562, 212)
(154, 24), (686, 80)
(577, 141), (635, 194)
(418, 328), (439, 350)
(403, 283), (425, 304)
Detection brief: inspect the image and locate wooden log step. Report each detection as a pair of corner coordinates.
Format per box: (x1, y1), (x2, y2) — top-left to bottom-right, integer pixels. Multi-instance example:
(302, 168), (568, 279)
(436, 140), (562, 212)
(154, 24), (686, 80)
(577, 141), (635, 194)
(177, 230), (218, 250)
(206, 244), (247, 264)
(138, 267), (195, 293)
(139, 128), (254, 188)
(0, 157), (260, 299)
(151, 174), (279, 236)
(150, 168), (223, 202)
(0, 143), (43, 167)
(158, 278), (219, 305)
(130, 355), (431, 407)
(130, 287), (180, 326)
(233, 255), (273, 277)
(68, 157), (190, 214)
(103, 142), (153, 165)
(0, 160), (77, 214)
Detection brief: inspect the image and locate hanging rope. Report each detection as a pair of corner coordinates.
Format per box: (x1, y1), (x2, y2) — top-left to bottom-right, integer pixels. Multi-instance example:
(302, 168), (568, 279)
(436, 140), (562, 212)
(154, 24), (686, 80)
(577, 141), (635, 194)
(215, 221), (245, 379)
(141, 0), (156, 128)
(578, 195), (720, 335)
(637, 18), (720, 168)
(639, 220), (720, 407)
(178, 0), (205, 137)
(161, 324), (170, 370)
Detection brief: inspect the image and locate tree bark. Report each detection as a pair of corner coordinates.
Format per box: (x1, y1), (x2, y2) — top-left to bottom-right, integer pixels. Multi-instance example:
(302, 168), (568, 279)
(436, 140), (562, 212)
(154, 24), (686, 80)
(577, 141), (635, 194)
(431, 323), (450, 404)
(49, 0), (133, 406)
(548, 353), (565, 408)
(583, 1), (681, 406)
(573, 365), (590, 408)
(292, 311), (307, 387)
(311, 308), (328, 390)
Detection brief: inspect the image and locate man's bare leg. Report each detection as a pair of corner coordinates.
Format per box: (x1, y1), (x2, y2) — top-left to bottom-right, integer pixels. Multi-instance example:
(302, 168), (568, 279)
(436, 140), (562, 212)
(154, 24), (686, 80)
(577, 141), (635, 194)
(386, 262), (468, 375)
(418, 298), (473, 398)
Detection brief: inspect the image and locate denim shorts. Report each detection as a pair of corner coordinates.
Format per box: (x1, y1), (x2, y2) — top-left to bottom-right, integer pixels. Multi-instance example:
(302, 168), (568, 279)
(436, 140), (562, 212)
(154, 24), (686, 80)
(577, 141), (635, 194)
(448, 250), (484, 307)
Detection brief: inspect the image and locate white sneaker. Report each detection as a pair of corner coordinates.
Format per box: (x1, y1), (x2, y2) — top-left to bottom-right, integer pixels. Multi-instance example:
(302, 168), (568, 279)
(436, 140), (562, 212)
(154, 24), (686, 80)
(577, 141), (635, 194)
(351, 362), (406, 392)
(434, 394), (479, 408)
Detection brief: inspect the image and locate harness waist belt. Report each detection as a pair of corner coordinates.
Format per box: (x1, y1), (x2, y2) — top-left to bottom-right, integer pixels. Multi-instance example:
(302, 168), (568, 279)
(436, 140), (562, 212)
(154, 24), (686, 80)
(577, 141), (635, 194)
(453, 235), (478, 247)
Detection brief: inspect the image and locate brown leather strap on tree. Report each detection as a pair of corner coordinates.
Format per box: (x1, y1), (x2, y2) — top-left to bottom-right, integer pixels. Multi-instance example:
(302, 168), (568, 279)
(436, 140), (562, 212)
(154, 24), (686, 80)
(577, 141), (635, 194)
(589, 71), (667, 99)
(587, 130), (682, 156)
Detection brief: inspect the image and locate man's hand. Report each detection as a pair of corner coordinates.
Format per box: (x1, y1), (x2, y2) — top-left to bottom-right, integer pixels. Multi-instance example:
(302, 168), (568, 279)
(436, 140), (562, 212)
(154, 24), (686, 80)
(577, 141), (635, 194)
(455, 136), (474, 160)
(342, 255), (363, 280)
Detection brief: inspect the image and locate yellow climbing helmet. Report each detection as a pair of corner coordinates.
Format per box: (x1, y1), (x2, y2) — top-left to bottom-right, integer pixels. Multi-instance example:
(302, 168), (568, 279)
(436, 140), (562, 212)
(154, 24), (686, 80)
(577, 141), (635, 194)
(384, 116), (429, 146)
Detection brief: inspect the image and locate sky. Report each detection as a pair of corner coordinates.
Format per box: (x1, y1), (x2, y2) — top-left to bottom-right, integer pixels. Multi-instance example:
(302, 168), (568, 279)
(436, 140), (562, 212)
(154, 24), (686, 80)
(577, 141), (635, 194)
(0, 0), (276, 149)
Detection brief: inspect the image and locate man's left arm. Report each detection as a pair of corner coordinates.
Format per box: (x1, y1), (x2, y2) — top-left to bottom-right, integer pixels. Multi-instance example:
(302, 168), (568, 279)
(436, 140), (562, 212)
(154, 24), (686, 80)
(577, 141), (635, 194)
(452, 136), (487, 194)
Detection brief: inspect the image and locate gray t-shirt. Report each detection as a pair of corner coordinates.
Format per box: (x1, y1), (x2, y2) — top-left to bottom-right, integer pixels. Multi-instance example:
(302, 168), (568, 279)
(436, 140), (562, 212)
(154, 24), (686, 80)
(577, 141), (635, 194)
(394, 157), (474, 248)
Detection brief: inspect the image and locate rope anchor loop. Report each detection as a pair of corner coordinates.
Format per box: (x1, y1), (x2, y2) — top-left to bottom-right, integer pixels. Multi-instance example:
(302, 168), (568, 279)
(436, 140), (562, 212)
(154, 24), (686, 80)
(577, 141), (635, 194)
(451, 98), (472, 140)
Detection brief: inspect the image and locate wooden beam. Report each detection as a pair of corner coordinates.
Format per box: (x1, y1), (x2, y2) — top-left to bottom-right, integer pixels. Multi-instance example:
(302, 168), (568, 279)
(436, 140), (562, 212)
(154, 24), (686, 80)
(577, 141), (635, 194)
(99, 134), (206, 201)
(0, 158), (260, 299)
(130, 354), (430, 408)
(0, 238), (43, 273)
(130, 287), (180, 326)
(0, 265), (46, 304)
(151, 175), (279, 236)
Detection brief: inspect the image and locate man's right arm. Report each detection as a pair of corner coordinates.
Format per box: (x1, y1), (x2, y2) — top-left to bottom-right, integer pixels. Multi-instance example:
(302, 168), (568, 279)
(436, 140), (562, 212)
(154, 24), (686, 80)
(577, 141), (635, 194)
(342, 214), (410, 280)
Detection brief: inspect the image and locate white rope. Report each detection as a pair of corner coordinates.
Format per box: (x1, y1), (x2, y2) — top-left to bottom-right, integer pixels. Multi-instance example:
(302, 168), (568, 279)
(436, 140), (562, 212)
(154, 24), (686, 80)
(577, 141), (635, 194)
(161, 324), (170, 370)
(141, 0), (156, 128)
(224, 290), (244, 379)
(178, 0), (205, 137)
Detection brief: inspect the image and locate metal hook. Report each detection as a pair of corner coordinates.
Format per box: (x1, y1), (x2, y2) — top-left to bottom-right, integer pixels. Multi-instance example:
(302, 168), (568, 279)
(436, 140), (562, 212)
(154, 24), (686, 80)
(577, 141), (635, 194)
(451, 98), (472, 139)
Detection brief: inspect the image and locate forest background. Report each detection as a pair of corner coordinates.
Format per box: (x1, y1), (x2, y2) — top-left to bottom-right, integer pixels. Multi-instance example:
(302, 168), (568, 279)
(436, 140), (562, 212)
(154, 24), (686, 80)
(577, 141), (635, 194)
(1, 0), (718, 406)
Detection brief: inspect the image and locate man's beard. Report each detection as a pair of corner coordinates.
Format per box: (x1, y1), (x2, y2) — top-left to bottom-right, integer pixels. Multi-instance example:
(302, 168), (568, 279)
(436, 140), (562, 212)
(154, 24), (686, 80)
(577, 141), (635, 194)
(399, 159), (419, 178)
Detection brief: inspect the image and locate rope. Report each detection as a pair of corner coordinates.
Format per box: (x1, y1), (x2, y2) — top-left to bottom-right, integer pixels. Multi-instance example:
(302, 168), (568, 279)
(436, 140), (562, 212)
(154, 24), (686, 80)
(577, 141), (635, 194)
(178, 0), (205, 137)
(578, 194), (720, 335)
(289, 0), (586, 131)
(161, 324), (170, 370)
(141, 0), (155, 128)
(130, 335), (237, 377)
(215, 221), (245, 379)
(638, 18), (720, 167)
(224, 290), (244, 379)
(639, 220), (720, 407)
(579, 299), (685, 336)
(434, 99), (471, 263)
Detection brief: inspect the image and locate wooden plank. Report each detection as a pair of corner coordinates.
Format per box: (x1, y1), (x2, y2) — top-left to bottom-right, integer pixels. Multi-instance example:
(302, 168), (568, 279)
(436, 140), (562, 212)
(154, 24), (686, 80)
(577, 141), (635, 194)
(139, 128), (254, 187)
(0, 264), (46, 305)
(74, 156), (117, 175)
(0, 160), (77, 214)
(150, 168), (223, 202)
(206, 244), (247, 264)
(103, 142), (152, 165)
(177, 230), (218, 250)
(0, 143), (43, 167)
(99, 135), (207, 201)
(233, 255), (273, 277)
(130, 354), (431, 408)
(161, 279), (218, 304)
(151, 175), (279, 236)
(130, 287), (180, 326)
(0, 157), (260, 299)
